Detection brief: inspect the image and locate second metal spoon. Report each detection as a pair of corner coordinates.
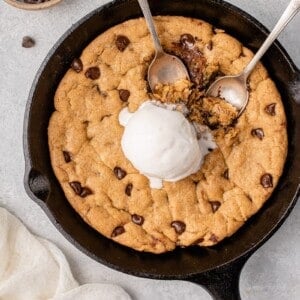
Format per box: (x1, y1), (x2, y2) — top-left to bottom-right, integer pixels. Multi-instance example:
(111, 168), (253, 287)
(206, 0), (300, 115)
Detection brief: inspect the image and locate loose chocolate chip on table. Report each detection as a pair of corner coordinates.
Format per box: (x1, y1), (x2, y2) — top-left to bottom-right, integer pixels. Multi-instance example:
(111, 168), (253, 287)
(125, 183), (133, 196)
(209, 234), (218, 243)
(111, 226), (125, 237)
(223, 169), (229, 180)
(22, 36), (35, 48)
(85, 67), (100, 80)
(251, 128), (264, 140)
(114, 167), (127, 180)
(171, 221), (186, 234)
(119, 89), (130, 102)
(206, 40), (213, 50)
(63, 151), (71, 163)
(210, 201), (221, 213)
(80, 187), (93, 198)
(132, 214), (144, 225)
(71, 58), (83, 73)
(180, 33), (195, 48)
(115, 35), (130, 52)
(265, 103), (276, 116)
(69, 181), (82, 195)
(261, 173), (273, 188)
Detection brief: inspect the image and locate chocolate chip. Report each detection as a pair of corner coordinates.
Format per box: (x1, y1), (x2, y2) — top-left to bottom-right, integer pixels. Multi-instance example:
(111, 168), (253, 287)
(223, 169), (229, 180)
(71, 58), (83, 73)
(114, 167), (127, 180)
(63, 151), (71, 163)
(210, 201), (221, 213)
(85, 67), (100, 80)
(180, 34), (195, 48)
(125, 183), (133, 196)
(251, 128), (264, 140)
(132, 214), (144, 225)
(69, 181), (82, 195)
(22, 36), (35, 48)
(206, 40), (213, 50)
(80, 187), (93, 198)
(118, 89), (130, 102)
(115, 35), (130, 52)
(193, 237), (204, 245)
(111, 226), (125, 237)
(261, 173), (273, 188)
(265, 103), (276, 116)
(209, 234), (218, 243)
(171, 221), (186, 234)
(171, 40), (206, 87)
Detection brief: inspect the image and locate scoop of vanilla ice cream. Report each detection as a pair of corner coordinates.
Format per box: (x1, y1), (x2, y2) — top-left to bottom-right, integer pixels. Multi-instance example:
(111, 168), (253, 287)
(120, 102), (205, 188)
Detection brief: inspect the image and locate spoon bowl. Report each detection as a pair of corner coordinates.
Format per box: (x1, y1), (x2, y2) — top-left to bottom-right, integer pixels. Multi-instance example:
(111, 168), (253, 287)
(148, 52), (189, 91)
(206, 73), (249, 115)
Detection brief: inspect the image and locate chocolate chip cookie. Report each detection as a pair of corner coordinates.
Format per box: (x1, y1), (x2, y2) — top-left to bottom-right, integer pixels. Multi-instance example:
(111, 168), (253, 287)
(48, 16), (287, 253)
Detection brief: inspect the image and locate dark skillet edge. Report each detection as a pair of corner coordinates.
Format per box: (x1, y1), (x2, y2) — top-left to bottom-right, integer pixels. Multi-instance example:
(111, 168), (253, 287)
(22, 1), (300, 298)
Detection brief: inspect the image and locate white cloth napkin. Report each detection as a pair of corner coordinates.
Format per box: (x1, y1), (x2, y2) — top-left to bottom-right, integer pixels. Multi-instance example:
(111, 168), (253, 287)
(0, 207), (131, 300)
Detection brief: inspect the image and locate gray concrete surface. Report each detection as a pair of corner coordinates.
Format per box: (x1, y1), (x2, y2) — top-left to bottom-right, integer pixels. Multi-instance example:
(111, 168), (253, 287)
(0, 0), (299, 299)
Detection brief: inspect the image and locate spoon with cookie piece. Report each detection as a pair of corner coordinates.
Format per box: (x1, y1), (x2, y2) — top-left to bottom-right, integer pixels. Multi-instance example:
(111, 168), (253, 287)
(206, 0), (300, 116)
(137, 0), (190, 91)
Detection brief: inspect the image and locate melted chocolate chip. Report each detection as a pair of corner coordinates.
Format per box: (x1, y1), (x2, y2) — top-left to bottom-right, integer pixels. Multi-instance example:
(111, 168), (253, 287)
(69, 181), (82, 195)
(63, 151), (71, 163)
(265, 103), (276, 116)
(111, 226), (125, 237)
(223, 169), (229, 180)
(118, 89), (130, 102)
(132, 214), (144, 225)
(193, 237), (204, 245)
(115, 35), (130, 52)
(251, 128), (264, 140)
(114, 167), (127, 180)
(22, 36), (35, 48)
(171, 40), (206, 87)
(125, 183), (133, 196)
(85, 67), (100, 80)
(180, 33), (195, 48)
(171, 221), (186, 234)
(209, 234), (218, 243)
(210, 201), (221, 213)
(261, 173), (273, 188)
(71, 58), (83, 73)
(206, 40), (213, 50)
(80, 187), (93, 198)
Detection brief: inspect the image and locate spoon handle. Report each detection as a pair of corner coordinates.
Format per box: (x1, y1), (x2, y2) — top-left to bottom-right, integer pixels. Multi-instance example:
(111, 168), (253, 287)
(243, 0), (300, 79)
(137, 0), (164, 54)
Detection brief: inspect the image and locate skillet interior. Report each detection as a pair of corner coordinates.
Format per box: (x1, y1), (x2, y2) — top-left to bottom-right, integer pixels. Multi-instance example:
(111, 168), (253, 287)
(24, 0), (300, 279)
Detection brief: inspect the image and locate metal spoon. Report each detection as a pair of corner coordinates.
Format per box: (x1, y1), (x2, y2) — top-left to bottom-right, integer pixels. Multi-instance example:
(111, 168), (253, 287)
(137, 0), (190, 92)
(206, 0), (300, 115)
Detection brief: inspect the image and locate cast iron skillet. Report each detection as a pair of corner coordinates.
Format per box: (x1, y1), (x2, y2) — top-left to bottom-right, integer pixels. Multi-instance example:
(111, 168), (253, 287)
(23, 0), (300, 299)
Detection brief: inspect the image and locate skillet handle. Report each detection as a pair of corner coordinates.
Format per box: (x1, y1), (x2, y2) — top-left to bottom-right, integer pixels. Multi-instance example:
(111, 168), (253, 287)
(24, 168), (51, 203)
(187, 254), (251, 300)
